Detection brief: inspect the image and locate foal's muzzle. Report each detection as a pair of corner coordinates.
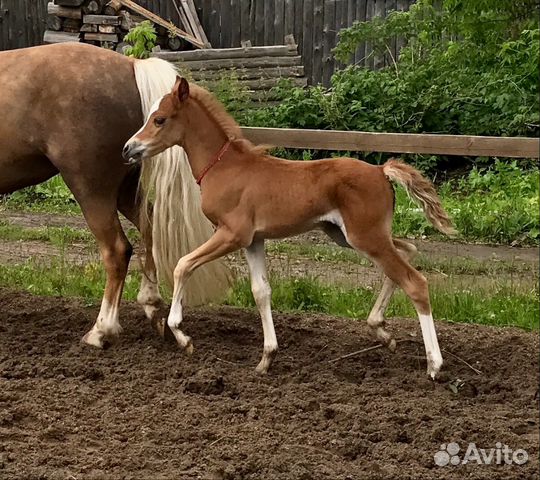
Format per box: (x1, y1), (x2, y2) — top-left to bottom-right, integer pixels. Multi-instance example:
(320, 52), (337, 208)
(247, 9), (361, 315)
(122, 141), (146, 165)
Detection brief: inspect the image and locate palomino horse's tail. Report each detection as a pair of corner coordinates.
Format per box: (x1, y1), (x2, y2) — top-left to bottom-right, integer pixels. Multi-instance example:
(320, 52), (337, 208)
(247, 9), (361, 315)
(382, 159), (457, 236)
(132, 57), (232, 305)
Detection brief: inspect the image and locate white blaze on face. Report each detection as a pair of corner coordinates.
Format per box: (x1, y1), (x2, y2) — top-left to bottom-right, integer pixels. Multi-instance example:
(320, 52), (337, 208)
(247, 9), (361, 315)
(126, 96), (164, 146)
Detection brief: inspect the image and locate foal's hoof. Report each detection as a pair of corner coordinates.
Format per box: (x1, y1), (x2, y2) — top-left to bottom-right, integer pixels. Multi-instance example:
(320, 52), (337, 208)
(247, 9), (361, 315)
(255, 349), (277, 375)
(170, 330), (194, 355)
(387, 338), (397, 352)
(426, 354), (443, 380)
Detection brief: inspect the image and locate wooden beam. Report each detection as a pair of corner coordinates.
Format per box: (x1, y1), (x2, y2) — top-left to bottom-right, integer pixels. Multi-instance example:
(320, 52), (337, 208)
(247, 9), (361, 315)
(201, 77), (307, 91)
(83, 14), (121, 25)
(186, 0), (210, 46)
(84, 32), (119, 42)
(175, 56), (302, 71)
(180, 0), (202, 42)
(43, 30), (80, 43)
(171, 0), (195, 38)
(47, 2), (82, 19)
(187, 66), (305, 81)
(115, 0), (204, 48)
(55, 0), (84, 6)
(152, 44), (299, 62)
(240, 128), (540, 158)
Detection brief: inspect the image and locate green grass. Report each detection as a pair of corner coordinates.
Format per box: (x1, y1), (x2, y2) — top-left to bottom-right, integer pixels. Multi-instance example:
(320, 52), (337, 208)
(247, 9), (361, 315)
(0, 221), (93, 247)
(0, 221), (139, 247)
(0, 258), (536, 330)
(0, 259), (141, 305)
(226, 276), (539, 331)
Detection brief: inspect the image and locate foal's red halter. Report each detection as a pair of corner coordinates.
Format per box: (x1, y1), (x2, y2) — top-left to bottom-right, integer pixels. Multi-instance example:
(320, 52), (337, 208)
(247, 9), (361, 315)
(196, 140), (231, 186)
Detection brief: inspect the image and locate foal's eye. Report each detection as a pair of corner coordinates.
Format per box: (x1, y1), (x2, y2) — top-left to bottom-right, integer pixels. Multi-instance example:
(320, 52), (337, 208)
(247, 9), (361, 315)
(154, 117), (166, 127)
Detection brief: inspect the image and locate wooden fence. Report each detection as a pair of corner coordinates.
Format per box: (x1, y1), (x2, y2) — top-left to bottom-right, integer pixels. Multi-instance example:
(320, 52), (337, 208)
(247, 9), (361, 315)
(241, 127), (540, 159)
(1, 0), (415, 85)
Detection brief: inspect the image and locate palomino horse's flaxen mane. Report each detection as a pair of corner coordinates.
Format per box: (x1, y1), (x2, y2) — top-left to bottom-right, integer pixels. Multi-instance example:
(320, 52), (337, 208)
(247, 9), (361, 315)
(124, 77), (456, 378)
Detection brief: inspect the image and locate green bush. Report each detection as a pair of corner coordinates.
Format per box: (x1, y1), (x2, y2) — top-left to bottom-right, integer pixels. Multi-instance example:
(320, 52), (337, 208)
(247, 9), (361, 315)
(392, 160), (539, 243)
(123, 20), (157, 59)
(227, 0), (538, 171)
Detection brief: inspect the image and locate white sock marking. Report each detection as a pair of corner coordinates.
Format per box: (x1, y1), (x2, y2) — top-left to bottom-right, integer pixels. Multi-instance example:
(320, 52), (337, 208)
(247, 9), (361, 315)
(419, 313), (443, 377)
(245, 242), (277, 352)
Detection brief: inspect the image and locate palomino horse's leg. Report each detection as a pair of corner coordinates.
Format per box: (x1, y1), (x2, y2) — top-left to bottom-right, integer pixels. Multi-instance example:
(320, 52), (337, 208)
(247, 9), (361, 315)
(79, 203), (133, 347)
(117, 177), (165, 326)
(366, 238), (418, 349)
(167, 228), (241, 353)
(244, 240), (278, 374)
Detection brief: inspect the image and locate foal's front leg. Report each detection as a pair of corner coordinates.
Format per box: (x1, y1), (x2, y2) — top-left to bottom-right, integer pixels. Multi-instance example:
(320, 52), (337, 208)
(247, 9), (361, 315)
(245, 240), (278, 374)
(167, 228), (239, 353)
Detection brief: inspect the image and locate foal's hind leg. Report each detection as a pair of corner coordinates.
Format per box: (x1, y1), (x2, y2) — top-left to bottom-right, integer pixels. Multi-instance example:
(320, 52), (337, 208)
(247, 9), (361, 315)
(355, 236), (442, 378)
(322, 223), (417, 351)
(244, 240), (278, 374)
(367, 239), (417, 350)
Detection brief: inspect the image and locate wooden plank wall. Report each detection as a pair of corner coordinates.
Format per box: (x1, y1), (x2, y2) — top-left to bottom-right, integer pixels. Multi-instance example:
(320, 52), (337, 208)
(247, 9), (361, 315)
(0, 0), (47, 51)
(1, 0), (415, 85)
(179, 0), (417, 85)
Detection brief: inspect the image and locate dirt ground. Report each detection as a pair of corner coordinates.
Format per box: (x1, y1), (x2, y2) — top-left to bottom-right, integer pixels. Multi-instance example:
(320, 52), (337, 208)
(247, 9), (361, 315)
(0, 289), (538, 480)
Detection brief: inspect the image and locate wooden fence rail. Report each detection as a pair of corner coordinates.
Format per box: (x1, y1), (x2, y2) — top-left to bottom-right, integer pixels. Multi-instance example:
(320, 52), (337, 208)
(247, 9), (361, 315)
(241, 127), (540, 158)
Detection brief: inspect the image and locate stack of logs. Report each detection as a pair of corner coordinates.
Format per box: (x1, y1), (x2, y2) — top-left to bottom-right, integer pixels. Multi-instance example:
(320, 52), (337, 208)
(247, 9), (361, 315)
(44, 0), (187, 51)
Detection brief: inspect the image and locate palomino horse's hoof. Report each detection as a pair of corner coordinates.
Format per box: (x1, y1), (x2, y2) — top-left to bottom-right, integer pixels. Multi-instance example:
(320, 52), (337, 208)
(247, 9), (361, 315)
(81, 329), (105, 349)
(153, 317), (166, 337)
(184, 337), (194, 356)
(152, 317), (177, 344)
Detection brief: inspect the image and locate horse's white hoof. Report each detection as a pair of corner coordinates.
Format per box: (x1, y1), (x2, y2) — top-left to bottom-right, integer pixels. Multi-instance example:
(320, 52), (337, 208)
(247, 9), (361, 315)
(81, 329), (104, 348)
(426, 353), (443, 380)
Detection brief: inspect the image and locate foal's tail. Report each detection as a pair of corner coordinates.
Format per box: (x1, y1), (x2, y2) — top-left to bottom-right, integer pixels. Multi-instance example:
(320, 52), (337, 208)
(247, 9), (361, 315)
(382, 159), (457, 236)
(132, 57), (232, 305)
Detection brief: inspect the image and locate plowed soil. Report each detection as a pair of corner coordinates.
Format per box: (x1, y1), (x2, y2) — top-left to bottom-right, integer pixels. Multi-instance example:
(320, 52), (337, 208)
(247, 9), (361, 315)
(0, 289), (538, 480)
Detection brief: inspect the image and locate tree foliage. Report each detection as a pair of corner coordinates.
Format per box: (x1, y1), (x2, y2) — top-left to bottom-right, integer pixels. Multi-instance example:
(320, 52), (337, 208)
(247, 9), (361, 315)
(123, 21), (157, 59)
(248, 0), (539, 142)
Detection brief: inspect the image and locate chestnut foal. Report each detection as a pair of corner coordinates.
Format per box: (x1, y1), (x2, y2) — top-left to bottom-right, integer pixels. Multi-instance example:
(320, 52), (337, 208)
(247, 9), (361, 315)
(123, 78), (456, 378)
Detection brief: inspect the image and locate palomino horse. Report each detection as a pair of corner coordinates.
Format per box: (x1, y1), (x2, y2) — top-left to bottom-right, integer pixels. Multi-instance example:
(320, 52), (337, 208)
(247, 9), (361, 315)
(124, 78), (457, 378)
(0, 44), (230, 346)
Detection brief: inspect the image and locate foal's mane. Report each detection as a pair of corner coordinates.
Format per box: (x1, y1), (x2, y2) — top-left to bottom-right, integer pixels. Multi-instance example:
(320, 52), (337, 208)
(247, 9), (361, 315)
(188, 83), (268, 155)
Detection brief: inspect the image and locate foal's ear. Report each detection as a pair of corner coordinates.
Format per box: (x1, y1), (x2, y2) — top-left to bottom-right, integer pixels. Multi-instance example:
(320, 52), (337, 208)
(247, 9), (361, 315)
(174, 76), (190, 102)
